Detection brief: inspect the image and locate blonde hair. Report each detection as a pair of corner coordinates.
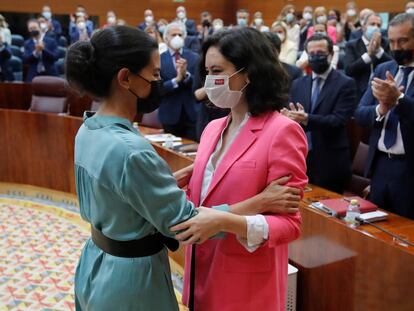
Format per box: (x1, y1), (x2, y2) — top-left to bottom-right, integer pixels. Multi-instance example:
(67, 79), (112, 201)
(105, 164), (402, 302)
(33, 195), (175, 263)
(0, 14), (9, 28)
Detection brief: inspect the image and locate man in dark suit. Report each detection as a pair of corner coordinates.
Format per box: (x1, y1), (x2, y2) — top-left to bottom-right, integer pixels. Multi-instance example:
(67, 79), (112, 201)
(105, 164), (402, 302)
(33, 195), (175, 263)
(283, 34), (358, 193)
(138, 9), (156, 31)
(345, 13), (392, 99)
(354, 13), (414, 219)
(176, 6), (197, 36)
(41, 5), (62, 41)
(263, 32), (303, 86)
(0, 40), (14, 81)
(23, 19), (59, 82)
(159, 22), (200, 141)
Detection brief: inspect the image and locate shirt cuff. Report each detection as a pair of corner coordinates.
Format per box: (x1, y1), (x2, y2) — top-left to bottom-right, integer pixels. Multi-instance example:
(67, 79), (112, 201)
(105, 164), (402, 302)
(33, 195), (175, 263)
(171, 78), (179, 89)
(375, 47), (384, 59)
(375, 104), (385, 121)
(361, 52), (372, 64)
(183, 72), (191, 83)
(236, 214), (269, 253)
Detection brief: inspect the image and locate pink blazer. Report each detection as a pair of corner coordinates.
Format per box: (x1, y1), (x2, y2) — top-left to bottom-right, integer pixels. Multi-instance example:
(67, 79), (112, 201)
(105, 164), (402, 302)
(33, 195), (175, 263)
(182, 111), (308, 311)
(307, 25), (337, 44)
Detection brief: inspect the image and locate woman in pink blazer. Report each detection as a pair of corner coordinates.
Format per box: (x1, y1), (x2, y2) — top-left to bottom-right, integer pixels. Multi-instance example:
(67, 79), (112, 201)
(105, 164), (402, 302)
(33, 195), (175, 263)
(172, 28), (308, 311)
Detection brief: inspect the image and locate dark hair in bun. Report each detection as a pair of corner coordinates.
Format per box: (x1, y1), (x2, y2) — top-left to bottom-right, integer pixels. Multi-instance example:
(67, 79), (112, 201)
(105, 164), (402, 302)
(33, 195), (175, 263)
(65, 25), (158, 98)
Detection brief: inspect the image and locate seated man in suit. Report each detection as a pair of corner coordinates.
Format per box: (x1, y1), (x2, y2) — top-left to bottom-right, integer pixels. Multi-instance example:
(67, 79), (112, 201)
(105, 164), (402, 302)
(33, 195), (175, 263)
(0, 38), (14, 81)
(176, 6), (197, 36)
(263, 31), (302, 86)
(138, 9), (156, 31)
(159, 22), (200, 141)
(345, 13), (392, 99)
(23, 19), (59, 82)
(354, 13), (414, 219)
(282, 34), (358, 193)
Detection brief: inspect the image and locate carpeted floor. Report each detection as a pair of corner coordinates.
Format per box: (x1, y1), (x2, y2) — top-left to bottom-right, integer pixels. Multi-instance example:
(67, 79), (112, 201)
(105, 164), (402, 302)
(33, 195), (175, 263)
(0, 184), (187, 311)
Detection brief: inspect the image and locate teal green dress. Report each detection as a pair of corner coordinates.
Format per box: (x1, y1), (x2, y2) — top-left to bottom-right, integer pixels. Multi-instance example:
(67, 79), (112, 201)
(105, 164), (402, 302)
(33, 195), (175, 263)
(74, 113), (197, 311)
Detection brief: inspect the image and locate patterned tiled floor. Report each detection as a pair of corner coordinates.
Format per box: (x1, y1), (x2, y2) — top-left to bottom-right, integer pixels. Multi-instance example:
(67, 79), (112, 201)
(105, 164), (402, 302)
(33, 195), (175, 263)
(0, 186), (187, 311)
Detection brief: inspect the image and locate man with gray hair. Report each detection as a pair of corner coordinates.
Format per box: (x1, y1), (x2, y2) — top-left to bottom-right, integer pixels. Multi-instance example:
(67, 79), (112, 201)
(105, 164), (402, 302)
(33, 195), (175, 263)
(158, 22), (200, 140)
(349, 8), (374, 41)
(355, 13), (414, 219)
(345, 13), (392, 99)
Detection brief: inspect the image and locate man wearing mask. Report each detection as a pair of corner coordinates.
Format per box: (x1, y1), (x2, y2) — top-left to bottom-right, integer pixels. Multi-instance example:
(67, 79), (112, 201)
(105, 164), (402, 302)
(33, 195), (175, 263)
(283, 34), (357, 193)
(103, 11), (117, 28)
(159, 22), (200, 141)
(37, 15), (57, 43)
(355, 13), (414, 219)
(23, 19), (59, 82)
(176, 6), (196, 36)
(348, 8), (386, 41)
(236, 9), (249, 27)
(138, 9), (155, 30)
(251, 11), (269, 32)
(406, 1), (414, 14)
(41, 5), (62, 41)
(345, 13), (392, 99)
(70, 15), (92, 43)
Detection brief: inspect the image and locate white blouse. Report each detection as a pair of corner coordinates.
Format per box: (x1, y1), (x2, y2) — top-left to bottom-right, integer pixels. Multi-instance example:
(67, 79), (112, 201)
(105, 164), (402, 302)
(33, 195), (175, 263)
(200, 114), (269, 252)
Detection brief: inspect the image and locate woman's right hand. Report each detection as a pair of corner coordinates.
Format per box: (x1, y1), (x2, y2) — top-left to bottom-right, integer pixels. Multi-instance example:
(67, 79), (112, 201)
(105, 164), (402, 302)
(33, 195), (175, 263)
(256, 176), (301, 214)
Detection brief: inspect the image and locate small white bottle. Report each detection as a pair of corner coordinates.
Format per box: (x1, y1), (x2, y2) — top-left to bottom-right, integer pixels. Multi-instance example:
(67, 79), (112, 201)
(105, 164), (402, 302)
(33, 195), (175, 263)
(164, 134), (174, 149)
(344, 199), (361, 228)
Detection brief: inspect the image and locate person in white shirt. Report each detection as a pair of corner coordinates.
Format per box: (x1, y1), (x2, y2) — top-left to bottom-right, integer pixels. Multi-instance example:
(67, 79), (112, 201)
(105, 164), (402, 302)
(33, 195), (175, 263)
(0, 15), (11, 46)
(271, 21), (298, 65)
(277, 4), (300, 50)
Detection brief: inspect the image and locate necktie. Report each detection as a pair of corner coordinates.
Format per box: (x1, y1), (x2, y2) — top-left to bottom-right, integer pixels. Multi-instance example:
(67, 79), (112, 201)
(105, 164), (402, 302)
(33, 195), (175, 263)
(174, 52), (180, 62)
(310, 77), (322, 113)
(384, 67), (414, 149)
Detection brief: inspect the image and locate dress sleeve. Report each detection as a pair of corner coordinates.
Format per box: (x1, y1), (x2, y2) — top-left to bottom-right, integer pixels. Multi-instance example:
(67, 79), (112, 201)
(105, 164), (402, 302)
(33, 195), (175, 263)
(119, 149), (198, 237)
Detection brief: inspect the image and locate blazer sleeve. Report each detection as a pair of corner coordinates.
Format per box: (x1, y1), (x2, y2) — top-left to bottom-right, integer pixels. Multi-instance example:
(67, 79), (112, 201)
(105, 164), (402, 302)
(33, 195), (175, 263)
(0, 45), (12, 64)
(23, 41), (38, 64)
(307, 78), (358, 130)
(42, 38), (59, 62)
(264, 120), (308, 247)
(344, 41), (369, 77)
(354, 66), (382, 127)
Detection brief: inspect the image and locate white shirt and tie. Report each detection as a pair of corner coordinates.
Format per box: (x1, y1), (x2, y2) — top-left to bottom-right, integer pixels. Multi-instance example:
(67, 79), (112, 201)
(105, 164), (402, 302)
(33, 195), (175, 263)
(375, 61), (414, 155)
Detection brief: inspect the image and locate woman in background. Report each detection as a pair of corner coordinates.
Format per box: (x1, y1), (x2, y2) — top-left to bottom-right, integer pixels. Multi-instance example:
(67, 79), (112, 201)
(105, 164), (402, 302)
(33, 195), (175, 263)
(271, 21), (298, 65)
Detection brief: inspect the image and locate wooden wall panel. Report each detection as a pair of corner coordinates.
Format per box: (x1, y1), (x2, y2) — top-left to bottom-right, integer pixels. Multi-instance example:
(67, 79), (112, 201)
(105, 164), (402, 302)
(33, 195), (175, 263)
(0, 0), (236, 29)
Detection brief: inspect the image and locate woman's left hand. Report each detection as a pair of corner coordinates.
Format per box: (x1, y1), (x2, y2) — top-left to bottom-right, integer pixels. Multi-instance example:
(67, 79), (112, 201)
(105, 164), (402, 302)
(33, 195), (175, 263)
(170, 207), (225, 245)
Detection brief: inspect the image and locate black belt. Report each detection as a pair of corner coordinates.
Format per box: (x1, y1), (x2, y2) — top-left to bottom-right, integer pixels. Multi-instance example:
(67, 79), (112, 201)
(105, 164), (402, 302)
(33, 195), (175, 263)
(91, 226), (179, 258)
(378, 150), (405, 160)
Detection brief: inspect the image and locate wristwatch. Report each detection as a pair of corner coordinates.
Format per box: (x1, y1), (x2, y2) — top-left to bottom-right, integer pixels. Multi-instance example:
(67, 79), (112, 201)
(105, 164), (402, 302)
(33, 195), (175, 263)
(397, 92), (405, 104)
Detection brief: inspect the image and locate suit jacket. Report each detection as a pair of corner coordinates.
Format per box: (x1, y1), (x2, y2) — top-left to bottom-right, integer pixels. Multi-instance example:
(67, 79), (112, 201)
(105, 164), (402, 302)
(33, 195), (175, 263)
(0, 44), (15, 81)
(354, 60), (414, 177)
(23, 36), (59, 82)
(184, 19), (197, 36)
(289, 69), (358, 179)
(344, 37), (392, 98)
(299, 21), (312, 51)
(184, 35), (201, 53)
(158, 48), (200, 125)
(282, 62), (303, 86)
(51, 19), (62, 38)
(182, 111), (308, 311)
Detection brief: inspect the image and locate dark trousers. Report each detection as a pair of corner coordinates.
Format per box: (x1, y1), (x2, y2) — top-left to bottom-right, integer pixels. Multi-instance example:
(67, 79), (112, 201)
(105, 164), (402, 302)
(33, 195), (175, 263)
(163, 110), (197, 142)
(370, 152), (414, 220)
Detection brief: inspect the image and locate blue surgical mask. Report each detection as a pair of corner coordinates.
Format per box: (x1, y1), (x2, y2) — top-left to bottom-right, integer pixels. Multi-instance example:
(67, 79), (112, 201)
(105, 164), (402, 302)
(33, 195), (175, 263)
(285, 13), (294, 23)
(365, 25), (380, 41)
(237, 18), (247, 27)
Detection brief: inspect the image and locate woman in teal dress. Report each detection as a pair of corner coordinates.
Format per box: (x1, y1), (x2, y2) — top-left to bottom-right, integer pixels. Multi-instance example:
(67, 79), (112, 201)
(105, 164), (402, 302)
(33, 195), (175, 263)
(65, 26), (302, 311)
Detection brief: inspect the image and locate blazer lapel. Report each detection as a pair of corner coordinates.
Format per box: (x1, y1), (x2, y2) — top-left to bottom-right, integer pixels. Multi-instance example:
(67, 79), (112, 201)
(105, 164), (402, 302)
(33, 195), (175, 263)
(191, 118), (227, 206)
(201, 114), (268, 204)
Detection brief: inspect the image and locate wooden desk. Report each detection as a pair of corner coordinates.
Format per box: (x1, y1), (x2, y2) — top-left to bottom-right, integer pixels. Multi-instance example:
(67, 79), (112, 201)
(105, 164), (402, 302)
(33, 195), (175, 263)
(290, 185), (414, 311)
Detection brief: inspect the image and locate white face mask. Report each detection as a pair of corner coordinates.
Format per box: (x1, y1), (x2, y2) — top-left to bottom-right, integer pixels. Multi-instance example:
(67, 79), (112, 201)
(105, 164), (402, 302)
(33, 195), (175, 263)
(303, 12), (313, 21)
(170, 35), (184, 50)
(107, 16), (116, 24)
(347, 9), (357, 17)
(145, 15), (154, 23)
(40, 22), (48, 32)
(407, 8), (414, 14)
(177, 11), (186, 20)
(42, 11), (52, 20)
(213, 24), (223, 31)
(204, 68), (249, 109)
(254, 18), (263, 26)
(316, 15), (327, 24)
